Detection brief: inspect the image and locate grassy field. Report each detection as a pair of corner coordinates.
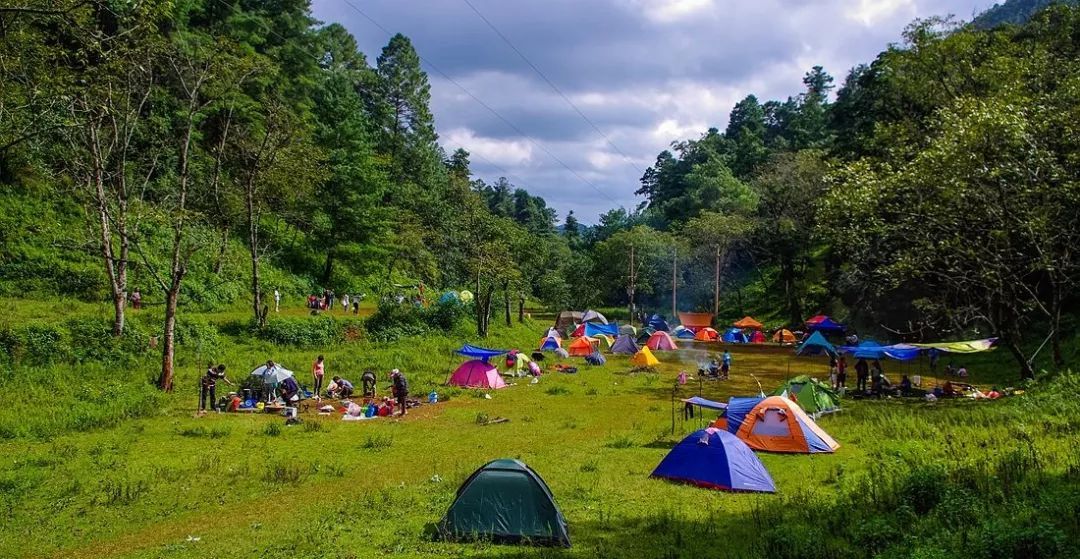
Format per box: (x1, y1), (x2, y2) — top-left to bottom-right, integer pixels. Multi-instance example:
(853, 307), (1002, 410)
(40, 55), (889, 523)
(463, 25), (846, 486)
(1, 299), (1078, 559)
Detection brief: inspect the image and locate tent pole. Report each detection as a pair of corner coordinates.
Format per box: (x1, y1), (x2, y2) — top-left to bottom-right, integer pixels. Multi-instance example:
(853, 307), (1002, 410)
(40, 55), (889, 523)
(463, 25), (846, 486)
(671, 249), (677, 319)
(671, 384), (676, 435)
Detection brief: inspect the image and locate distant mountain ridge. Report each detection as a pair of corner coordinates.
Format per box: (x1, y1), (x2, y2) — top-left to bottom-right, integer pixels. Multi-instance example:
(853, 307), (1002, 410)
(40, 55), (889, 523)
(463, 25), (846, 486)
(972, 0), (1080, 29)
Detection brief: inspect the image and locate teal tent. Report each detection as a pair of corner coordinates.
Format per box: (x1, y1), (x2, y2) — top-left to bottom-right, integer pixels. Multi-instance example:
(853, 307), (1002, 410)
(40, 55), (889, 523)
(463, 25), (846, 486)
(796, 331), (837, 357)
(438, 459), (571, 547)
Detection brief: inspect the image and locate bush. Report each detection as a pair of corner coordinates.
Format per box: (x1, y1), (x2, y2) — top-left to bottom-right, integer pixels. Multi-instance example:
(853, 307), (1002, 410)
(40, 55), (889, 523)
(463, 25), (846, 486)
(174, 316), (222, 356)
(257, 315), (342, 346)
(364, 299), (470, 342)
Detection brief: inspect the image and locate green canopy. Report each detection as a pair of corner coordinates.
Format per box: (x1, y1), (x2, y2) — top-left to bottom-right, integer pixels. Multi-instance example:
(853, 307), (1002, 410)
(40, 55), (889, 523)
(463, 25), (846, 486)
(772, 375), (841, 416)
(438, 459), (571, 547)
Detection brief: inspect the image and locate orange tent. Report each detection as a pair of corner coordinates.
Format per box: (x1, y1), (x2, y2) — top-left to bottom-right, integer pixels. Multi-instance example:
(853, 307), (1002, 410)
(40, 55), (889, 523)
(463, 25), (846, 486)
(772, 329), (796, 344)
(732, 316), (763, 330)
(694, 327), (719, 341)
(678, 312), (713, 329)
(568, 337), (598, 357)
(711, 396), (838, 454)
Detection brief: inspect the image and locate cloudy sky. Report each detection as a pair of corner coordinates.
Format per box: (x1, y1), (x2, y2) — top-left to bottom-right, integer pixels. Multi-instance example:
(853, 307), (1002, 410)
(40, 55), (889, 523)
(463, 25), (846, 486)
(311, 0), (989, 223)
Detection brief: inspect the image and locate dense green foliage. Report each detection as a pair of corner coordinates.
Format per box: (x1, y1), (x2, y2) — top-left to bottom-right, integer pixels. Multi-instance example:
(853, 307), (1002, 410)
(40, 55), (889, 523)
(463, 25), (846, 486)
(972, 0), (1080, 28)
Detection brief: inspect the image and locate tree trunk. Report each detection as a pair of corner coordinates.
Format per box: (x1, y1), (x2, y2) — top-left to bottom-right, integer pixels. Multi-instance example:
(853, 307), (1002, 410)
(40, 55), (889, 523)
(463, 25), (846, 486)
(714, 245), (720, 317)
(158, 285), (180, 392)
(212, 227), (228, 274)
(322, 249), (334, 285)
(91, 141), (127, 336)
(504, 281), (511, 327)
(518, 294), (525, 323)
(246, 185), (264, 327)
(1004, 338), (1036, 380)
(1050, 286), (1064, 369)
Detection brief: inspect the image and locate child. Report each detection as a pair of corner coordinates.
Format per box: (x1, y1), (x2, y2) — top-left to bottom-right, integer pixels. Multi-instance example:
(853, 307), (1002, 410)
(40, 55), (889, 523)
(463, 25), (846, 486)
(721, 350), (732, 380)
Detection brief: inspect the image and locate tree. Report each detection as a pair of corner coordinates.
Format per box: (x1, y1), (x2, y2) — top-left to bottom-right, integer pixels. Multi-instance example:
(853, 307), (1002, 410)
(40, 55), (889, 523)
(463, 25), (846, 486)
(375, 33), (435, 180)
(680, 212), (754, 315)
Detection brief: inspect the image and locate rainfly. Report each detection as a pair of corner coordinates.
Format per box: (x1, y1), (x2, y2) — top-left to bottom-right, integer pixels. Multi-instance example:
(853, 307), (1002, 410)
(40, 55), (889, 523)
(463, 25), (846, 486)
(250, 364), (294, 384)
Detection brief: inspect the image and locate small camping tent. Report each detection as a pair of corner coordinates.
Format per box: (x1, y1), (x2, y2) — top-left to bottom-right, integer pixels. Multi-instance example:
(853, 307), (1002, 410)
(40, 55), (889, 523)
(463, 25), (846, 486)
(713, 396), (838, 454)
(672, 325), (694, 339)
(632, 346), (660, 367)
(538, 336), (561, 351)
(581, 310), (608, 324)
(619, 324), (637, 336)
(805, 315), (845, 333)
(749, 330), (766, 344)
(568, 337), (598, 357)
(694, 327), (720, 342)
(647, 314), (670, 332)
(554, 311), (583, 331)
(721, 328), (747, 344)
(646, 331), (678, 351)
(772, 375), (840, 415)
(554, 348), (569, 359)
(772, 329), (796, 344)
(571, 323), (586, 338)
(611, 334), (639, 355)
(585, 351), (606, 366)
(438, 459), (570, 547)
(796, 331), (837, 357)
(439, 291), (460, 304)
(458, 290), (474, 303)
(651, 428), (775, 493)
(544, 327), (562, 340)
(449, 360), (507, 389)
(732, 316), (763, 330)
(678, 312), (714, 332)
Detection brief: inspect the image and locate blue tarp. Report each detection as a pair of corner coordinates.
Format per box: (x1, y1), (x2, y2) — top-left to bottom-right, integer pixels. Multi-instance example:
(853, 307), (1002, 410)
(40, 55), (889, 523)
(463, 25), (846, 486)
(682, 396), (728, 411)
(796, 331), (837, 357)
(584, 322), (619, 337)
(455, 344), (508, 361)
(839, 341), (921, 361)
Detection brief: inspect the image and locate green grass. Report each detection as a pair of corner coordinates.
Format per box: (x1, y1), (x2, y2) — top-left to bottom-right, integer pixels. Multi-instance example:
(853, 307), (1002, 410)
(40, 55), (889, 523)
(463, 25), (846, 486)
(0, 298), (1078, 558)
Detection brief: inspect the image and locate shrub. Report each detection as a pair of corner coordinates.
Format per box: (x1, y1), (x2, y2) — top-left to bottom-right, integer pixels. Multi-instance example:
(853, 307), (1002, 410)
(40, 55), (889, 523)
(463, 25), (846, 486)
(257, 315), (341, 346)
(364, 302), (427, 343)
(174, 317), (222, 356)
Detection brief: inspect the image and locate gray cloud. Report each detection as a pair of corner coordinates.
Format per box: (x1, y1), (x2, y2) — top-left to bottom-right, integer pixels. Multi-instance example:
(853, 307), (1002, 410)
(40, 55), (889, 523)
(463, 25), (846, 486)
(312, 0), (989, 222)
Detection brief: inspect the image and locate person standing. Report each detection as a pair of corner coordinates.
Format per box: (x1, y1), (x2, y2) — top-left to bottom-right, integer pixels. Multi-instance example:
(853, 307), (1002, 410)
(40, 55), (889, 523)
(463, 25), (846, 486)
(390, 369), (408, 417)
(361, 370), (377, 398)
(274, 289), (281, 312)
(341, 294), (349, 313)
(855, 358), (870, 392)
(721, 350), (732, 380)
(311, 355), (326, 401)
(200, 363), (232, 413)
(837, 355), (848, 389)
(131, 290), (141, 310)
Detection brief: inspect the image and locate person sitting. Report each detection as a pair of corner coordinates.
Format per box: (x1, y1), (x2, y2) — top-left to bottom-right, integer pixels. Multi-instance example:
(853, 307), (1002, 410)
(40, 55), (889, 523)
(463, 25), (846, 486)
(957, 365), (968, 378)
(361, 371), (377, 398)
(942, 380), (960, 397)
(944, 363), (956, 377)
(899, 375), (912, 395)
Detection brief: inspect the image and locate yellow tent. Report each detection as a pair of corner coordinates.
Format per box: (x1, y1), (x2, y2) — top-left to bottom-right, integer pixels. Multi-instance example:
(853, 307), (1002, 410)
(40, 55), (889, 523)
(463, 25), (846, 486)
(631, 346), (660, 367)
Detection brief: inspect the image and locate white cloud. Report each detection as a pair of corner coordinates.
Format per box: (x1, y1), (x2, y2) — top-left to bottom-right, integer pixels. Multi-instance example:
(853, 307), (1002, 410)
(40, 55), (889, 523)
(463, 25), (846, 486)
(636, 0), (716, 23)
(443, 128), (533, 167)
(847, 0), (915, 26)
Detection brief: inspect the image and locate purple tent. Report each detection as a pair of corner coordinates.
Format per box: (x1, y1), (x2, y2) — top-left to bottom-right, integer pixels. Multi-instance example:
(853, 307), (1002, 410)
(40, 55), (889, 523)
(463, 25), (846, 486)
(651, 427), (775, 493)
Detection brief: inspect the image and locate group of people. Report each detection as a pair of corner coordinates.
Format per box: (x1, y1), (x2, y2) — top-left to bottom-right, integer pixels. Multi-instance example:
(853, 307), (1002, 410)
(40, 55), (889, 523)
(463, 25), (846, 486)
(197, 356), (411, 418)
(700, 350), (733, 380)
(304, 289), (364, 314)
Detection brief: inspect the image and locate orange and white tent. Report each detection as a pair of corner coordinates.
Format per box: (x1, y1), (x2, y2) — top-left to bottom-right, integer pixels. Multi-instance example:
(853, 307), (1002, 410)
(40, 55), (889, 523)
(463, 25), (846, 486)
(772, 329), (797, 344)
(694, 327), (719, 341)
(568, 337), (598, 357)
(711, 396), (838, 454)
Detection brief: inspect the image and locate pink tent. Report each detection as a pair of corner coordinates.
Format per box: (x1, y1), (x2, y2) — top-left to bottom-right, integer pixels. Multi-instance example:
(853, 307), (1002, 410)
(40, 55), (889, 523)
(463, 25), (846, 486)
(646, 331), (678, 351)
(749, 330), (766, 344)
(448, 359), (507, 389)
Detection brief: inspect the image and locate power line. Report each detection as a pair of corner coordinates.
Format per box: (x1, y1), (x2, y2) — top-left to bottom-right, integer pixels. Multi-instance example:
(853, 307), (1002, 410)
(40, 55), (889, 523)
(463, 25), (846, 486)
(338, 0), (624, 208)
(460, 0), (646, 180)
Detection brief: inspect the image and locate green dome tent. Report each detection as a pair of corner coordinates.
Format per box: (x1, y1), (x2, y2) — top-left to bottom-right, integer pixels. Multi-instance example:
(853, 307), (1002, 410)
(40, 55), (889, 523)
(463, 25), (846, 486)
(438, 459), (571, 547)
(772, 375), (841, 416)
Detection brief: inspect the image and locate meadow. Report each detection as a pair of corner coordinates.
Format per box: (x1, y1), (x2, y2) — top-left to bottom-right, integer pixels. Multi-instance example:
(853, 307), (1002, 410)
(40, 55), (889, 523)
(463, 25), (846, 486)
(1, 300), (1078, 559)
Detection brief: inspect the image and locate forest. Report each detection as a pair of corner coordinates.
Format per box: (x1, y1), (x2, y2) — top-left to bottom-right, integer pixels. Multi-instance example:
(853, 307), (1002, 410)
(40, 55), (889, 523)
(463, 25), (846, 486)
(3, 2), (1080, 559)
(2, 1), (1079, 383)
